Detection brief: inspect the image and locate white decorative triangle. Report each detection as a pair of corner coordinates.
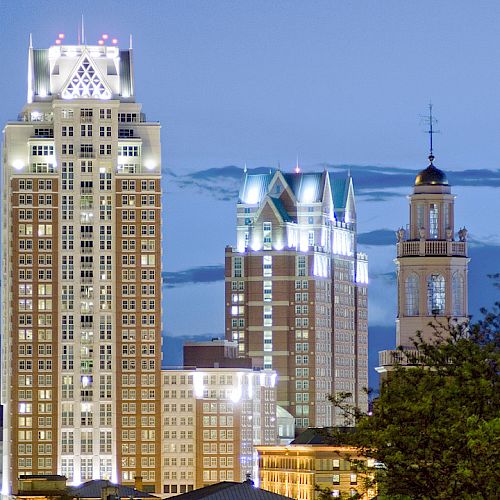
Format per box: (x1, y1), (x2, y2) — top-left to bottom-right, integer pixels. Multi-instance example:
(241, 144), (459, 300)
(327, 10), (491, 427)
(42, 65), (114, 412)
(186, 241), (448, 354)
(61, 52), (112, 100)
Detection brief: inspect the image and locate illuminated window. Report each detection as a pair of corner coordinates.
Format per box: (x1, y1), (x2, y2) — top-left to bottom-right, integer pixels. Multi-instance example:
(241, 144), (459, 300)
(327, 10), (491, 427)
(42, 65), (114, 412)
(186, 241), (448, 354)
(264, 306), (272, 326)
(264, 331), (272, 352)
(62, 57), (112, 99)
(427, 274), (445, 315)
(263, 255), (272, 277)
(263, 356), (272, 369)
(263, 281), (272, 302)
(429, 203), (439, 239)
(263, 222), (272, 249)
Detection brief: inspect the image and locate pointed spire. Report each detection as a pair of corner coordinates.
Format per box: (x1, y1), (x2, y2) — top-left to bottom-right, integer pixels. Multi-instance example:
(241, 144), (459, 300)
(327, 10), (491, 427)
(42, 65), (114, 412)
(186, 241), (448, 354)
(81, 14), (85, 45)
(295, 155), (300, 174)
(29, 33), (33, 48)
(243, 162), (247, 174)
(129, 34), (133, 50)
(426, 101), (439, 165)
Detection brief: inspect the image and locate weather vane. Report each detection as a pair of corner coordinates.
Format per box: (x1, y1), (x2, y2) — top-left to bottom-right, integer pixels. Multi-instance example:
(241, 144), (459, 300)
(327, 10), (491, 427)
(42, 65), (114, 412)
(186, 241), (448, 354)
(423, 102), (440, 163)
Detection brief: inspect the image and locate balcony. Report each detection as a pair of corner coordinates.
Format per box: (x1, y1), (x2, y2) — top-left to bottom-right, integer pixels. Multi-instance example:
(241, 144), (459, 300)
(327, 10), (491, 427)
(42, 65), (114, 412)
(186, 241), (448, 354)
(378, 349), (421, 368)
(79, 151), (95, 159)
(397, 240), (467, 258)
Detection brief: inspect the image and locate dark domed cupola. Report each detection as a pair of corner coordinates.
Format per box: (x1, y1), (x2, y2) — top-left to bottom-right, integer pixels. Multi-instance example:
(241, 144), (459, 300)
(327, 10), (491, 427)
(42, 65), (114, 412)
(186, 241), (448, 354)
(415, 154), (449, 186)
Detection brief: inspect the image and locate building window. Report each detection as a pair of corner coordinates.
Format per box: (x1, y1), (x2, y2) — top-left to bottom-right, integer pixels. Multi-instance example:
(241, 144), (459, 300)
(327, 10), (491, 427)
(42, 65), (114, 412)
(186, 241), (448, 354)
(263, 222), (272, 249)
(416, 203), (424, 232)
(263, 356), (272, 369)
(405, 273), (419, 316)
(429, 203), (439, 239)
(263, 281), (272, 302)
(452, 272), (464, 316)
(296, 256), (307, 277)
(263, 331), (272, 352)
(308, 230), (314, 246)
(427, 274), (445, 315)
(233, 257), (243, 278)
(263, 256), (272, 277)
(263, 306), (272, 327)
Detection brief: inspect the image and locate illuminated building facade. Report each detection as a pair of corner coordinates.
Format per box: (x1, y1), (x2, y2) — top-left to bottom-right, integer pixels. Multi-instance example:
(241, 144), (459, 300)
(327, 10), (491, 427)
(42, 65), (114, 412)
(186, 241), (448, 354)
(256, 429), (377, 500)
(161, 368), (278, 496)
(225, 170), (368, 430)
(1, 35), (162, 492)
(377, 155), (469, 374)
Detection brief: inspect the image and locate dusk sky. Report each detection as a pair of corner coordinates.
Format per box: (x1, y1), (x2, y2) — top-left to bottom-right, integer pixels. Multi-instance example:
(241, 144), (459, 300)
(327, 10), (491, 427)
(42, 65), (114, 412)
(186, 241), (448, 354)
(1, 1), (499, 384)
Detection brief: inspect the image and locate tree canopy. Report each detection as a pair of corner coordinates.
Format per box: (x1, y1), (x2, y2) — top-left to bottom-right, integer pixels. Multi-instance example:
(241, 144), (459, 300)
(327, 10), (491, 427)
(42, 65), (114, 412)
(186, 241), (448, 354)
(328, 303), (500, 500)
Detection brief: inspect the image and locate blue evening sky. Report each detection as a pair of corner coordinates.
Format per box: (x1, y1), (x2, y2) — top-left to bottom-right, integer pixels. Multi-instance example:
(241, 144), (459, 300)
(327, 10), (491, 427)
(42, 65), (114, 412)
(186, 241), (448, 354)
(1, 1), (499, 383)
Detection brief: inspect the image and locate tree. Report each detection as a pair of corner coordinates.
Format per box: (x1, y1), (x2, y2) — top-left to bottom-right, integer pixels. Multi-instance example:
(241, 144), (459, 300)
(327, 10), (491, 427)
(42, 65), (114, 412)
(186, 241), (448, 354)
(327, 305), (500, 499)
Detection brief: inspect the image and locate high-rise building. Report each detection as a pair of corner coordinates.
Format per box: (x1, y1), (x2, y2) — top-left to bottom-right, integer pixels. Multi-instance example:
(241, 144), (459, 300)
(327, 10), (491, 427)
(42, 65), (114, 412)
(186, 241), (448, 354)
(161, 367), (278, 496)
(378, 154), (469, 375)
(224, 170), (368, 430)
(1, 36), (162, 493)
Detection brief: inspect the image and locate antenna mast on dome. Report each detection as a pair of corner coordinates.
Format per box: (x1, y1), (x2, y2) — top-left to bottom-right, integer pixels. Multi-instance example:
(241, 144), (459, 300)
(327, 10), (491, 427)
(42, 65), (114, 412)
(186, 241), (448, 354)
(425, 102), (440, 164)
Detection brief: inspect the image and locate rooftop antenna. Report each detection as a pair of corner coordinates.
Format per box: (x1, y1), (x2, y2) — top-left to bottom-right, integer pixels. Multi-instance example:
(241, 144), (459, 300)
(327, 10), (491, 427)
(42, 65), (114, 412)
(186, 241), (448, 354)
(295, 154), (300, 174)
(129, 34), (133, 50)
(81, 14), (85, 45)
(243, 162), (247, 173)
(424, 101), (439, 164)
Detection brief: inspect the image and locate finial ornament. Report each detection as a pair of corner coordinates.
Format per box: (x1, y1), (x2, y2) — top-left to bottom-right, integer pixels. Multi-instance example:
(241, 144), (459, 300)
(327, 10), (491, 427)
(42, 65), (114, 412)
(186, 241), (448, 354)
(426, 102), (439, 164)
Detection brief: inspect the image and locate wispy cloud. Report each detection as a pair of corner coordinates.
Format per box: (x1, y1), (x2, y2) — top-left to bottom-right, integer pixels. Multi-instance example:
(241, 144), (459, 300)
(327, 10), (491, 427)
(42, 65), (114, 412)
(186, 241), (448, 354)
(162, 265), (225, 288)
(167, 164), (500, 202)
(358, 229), (395, 246)
(168, 166), (271, 201)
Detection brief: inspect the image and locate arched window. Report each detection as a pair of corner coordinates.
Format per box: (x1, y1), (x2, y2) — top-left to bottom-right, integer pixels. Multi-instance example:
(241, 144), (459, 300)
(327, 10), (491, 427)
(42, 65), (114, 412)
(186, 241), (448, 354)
(405, 273), (419, 316)
(452, 272), (464, 316)
(427, 274), (445, 315)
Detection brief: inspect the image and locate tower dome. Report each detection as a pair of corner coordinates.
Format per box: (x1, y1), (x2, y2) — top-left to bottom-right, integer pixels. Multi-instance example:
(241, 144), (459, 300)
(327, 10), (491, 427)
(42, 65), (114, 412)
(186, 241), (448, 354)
(415, 154), (448, 186)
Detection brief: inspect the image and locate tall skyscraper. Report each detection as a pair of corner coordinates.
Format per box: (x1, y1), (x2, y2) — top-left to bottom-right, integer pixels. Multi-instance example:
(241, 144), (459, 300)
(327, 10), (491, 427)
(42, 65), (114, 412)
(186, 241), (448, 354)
(225, 170), (368, 430)
(378, 154), (469, 374)
(1, 36), (162, 493)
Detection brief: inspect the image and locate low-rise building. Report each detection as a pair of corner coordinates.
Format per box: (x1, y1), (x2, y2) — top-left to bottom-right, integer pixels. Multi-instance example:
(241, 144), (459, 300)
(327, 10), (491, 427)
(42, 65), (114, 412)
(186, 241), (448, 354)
(256, 428), (377, 500)
(161, 368), (278, 497)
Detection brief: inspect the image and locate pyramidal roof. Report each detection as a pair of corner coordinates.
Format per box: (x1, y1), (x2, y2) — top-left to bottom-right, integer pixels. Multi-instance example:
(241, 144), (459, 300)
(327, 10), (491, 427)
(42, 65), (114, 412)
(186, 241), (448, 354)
(61, 52), (112, 100)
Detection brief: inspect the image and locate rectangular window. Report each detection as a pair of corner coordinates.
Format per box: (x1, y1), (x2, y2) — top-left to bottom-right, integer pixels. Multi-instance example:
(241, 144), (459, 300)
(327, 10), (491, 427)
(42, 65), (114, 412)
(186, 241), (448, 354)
(263, 306), (272, 327)
(263, 331), (272, 352)
(233, 257), (243, 278)
(297, 256), (307, 277)
(263, 255), (272, 277)
(263, 222), (272, 249)
(263, 281), (272, 302)
(429, 203), (439, 239)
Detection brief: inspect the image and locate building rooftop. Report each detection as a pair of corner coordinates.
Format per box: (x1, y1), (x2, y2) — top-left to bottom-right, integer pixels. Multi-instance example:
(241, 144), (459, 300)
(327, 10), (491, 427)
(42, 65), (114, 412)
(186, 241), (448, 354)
(171, 480), (292, 499)
(69, 480), (157, 499)
(290, 427), (356, 446)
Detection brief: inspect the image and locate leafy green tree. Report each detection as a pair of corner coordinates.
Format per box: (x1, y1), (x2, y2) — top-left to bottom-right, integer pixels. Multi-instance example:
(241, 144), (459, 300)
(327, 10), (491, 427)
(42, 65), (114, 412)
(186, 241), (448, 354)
(326, 304), (500, 499)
